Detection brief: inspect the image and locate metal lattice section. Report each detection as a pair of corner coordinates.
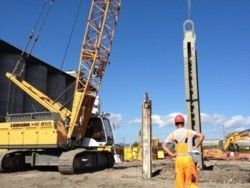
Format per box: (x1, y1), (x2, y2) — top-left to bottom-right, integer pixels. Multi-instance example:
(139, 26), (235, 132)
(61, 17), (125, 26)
(78, 0), (120, 93)
(68, 0), (121, 139)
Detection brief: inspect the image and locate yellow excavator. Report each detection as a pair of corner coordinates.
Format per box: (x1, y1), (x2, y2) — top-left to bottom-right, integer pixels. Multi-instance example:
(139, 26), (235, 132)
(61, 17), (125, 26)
(223, 129), (250, 152)
(0, 0), (121, 174)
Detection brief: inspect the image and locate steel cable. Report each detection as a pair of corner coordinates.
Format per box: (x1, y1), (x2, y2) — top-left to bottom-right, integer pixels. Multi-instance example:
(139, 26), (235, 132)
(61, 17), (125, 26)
(187, 0), (192, 20)
(6, 0), (55, 113)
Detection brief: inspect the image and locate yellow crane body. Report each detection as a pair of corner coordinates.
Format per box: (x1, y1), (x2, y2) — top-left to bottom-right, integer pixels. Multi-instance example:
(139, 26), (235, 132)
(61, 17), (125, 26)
(0, 117), (67, 148)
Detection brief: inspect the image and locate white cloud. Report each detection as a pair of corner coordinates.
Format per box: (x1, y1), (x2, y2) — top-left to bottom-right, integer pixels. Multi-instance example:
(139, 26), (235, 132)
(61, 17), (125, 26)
(224, 115), (250, 128)
(199, 113), (250, 131)
(152, 112), (185, 127)
(109, 112), (250, 132)
(233, 127), (245, 132)
(109, 113), (123, 127)
(200, 113), (226, 125)
(128, 112), (186, 127)
(128, 118), (141, 124)
(107, 112), (250, 141)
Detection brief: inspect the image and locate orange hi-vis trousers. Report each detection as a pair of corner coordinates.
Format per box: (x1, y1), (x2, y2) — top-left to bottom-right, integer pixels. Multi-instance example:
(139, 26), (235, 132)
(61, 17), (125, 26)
(175, 156), (198, 188)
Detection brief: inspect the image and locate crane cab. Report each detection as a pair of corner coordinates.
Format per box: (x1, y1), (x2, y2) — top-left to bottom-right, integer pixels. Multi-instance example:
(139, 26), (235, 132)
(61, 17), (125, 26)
(83, 115), (114, 147)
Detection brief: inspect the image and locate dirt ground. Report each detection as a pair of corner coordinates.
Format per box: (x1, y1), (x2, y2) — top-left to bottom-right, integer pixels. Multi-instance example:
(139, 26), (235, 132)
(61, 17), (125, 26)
(0, 160), (249, 188)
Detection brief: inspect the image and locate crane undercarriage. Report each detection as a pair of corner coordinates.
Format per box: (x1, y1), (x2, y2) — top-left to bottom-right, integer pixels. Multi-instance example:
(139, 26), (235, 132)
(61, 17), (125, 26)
(0, 148), (113, 174)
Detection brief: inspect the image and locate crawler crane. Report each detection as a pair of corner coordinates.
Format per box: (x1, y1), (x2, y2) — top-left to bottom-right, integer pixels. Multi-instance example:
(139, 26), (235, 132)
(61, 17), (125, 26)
(0, 0), (121, 174)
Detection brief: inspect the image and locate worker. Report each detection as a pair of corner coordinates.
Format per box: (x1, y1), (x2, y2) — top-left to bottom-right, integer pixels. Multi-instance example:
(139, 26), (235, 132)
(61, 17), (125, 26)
(92, 127), (105, 142)
(162, 114), (204, 188)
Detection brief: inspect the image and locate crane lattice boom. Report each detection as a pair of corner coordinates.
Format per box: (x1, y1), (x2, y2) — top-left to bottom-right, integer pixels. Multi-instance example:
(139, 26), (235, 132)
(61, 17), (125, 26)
(68, 0), (121, 140)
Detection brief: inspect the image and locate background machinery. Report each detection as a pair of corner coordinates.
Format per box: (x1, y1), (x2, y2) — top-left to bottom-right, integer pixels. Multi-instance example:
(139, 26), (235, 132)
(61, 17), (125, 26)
(0, 0), (121, 174)
(223, 129), (250, 152)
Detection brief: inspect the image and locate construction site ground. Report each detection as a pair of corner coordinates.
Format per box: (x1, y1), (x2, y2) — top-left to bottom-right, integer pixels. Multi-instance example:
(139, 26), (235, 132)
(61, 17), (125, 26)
(0, 159), (249, 188)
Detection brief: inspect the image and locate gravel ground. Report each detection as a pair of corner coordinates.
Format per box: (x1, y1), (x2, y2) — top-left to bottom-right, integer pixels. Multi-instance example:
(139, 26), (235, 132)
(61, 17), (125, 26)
(0, 160), (249, 188)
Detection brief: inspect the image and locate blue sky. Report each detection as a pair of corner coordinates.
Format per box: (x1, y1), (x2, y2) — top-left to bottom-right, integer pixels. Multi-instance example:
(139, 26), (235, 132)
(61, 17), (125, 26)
(0, 0), (250, 143)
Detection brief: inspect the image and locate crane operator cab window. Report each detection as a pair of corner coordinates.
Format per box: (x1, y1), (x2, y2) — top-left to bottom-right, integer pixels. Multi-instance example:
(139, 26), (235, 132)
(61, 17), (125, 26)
(82, 116), (114, 147)
(85, 117), (106, 142)
(103, 118), (114, 146)
(82, 117), (107, 147)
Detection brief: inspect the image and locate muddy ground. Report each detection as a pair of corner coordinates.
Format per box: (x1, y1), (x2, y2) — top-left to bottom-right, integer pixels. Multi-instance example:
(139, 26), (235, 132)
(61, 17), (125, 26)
(0, 160), (249, 188)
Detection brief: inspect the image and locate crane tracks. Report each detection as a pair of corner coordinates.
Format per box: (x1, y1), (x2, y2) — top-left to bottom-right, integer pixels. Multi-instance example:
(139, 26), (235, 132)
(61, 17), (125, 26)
(58, 148), (86, 174)
(0, 148), (114, 174)
(58, 148), (114, 174)
(0, 150), (27, 172)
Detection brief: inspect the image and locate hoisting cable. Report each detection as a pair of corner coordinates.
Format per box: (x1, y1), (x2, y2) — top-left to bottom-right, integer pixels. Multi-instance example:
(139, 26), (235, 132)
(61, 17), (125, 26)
(11, 0), (47, 76)
(6, 0), (55, 114)
(60, 0), (84, 71)
(56, 82), (76, 109)
(12, 0), (55, 77)
(17, 0), (56, 77)
(183, 0), (194, 33)
(187, 0), (192, 20)
(27, 0), (56, 57)
(53, 0), (84, 107)
(21, 0), (48, 56)
(54, 81), (75, 105)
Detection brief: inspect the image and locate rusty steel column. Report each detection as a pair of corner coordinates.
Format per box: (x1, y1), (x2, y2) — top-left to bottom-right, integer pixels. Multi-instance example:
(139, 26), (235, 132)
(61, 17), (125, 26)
(142, 92), (152, 179)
